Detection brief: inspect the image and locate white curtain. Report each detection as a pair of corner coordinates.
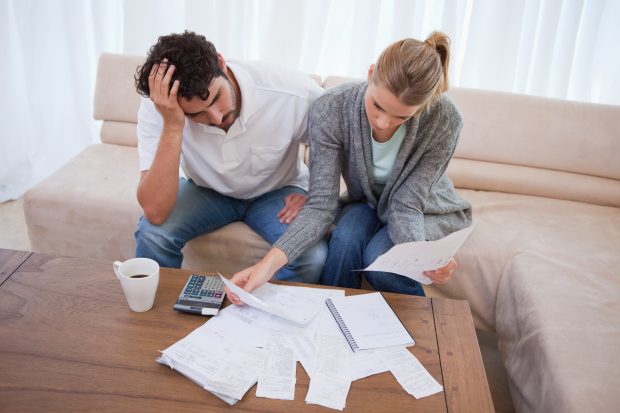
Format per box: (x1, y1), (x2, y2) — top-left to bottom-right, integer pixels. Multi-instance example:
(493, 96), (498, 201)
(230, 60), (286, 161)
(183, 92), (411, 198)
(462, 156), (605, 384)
(2, 0), (619, 202)
(0, 0), (123, 202)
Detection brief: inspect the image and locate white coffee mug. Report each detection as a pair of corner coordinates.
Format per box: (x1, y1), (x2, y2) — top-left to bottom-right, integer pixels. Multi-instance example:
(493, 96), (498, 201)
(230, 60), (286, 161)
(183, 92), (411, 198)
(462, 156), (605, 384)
(113, 258), (160, 312)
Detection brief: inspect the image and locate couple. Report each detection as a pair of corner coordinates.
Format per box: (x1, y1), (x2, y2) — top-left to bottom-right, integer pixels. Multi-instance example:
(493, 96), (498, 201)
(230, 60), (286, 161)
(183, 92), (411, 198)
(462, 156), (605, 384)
(133, 31), (471, 303)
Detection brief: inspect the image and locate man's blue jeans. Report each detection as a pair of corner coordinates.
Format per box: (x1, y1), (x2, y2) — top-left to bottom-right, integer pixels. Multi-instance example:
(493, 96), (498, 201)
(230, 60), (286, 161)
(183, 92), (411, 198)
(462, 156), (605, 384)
(135, 179), (327, 283)
(320, 202), (425, 296)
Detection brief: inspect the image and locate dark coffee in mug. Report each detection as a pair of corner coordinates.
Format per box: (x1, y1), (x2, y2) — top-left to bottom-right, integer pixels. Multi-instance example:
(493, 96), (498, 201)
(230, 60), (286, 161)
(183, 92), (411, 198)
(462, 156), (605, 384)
(130, 274), (149, 279)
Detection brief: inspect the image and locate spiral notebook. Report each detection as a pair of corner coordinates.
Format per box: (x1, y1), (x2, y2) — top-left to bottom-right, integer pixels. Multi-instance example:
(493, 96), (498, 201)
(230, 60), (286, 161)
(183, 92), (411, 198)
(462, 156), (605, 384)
(325, 292), (415, 352)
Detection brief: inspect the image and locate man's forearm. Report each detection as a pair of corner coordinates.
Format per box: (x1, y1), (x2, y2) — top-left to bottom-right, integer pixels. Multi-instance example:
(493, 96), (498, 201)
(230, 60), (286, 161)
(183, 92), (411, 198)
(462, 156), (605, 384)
(137, 128), (183, 225)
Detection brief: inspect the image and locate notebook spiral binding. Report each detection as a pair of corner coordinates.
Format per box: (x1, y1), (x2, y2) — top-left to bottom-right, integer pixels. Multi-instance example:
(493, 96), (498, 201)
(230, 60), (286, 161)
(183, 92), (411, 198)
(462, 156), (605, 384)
(325, 298), (359, 352)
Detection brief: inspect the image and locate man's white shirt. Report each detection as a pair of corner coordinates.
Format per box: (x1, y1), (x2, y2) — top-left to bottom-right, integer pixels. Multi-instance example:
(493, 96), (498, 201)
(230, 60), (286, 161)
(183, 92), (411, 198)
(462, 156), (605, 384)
(137, 60), (323, 199)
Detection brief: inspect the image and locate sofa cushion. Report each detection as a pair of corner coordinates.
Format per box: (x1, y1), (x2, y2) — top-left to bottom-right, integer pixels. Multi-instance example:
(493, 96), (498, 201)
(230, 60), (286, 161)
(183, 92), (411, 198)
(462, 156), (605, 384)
(100, 121), (138, 147)
(426, 188), (620, 331)
(448, 158), (620, 208)
(24, 144), (143, 260)
(182, 222), (269, 274)
(495, 246), (620, 412)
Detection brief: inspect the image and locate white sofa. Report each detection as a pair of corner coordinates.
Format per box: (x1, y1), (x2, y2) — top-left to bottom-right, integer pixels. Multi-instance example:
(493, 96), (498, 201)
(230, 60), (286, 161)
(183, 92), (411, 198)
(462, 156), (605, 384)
(24, 53), (620, 412)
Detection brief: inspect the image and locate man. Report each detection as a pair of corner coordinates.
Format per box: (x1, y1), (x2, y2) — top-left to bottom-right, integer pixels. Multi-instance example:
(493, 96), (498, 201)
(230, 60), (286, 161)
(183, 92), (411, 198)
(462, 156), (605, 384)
(133, 31), (326, 283)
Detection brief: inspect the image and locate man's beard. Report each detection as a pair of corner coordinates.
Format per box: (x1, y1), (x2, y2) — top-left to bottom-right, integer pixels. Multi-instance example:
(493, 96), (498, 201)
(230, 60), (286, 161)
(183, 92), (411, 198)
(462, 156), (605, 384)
(222, 73), (238, 122)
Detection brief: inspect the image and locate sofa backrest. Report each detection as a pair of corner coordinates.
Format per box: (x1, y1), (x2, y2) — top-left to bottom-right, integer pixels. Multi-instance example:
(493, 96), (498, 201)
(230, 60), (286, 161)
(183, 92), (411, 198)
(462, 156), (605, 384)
(93, 54), (620, 207)
(447, 87), (620, 208)
(93, 54), (144, 146)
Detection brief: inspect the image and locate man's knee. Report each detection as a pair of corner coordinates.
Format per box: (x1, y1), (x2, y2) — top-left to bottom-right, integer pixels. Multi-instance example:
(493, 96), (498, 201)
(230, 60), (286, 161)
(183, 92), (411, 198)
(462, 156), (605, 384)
(135, 216), (178, 249)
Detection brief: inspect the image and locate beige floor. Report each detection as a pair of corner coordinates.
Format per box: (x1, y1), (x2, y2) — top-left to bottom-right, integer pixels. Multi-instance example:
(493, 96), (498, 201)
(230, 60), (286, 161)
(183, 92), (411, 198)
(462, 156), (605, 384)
(0, 197), (514, 411)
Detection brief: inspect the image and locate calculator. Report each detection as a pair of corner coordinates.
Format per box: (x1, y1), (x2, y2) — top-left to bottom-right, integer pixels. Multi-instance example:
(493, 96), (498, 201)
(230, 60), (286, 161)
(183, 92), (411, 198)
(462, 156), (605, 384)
(173, 274), (226, 316)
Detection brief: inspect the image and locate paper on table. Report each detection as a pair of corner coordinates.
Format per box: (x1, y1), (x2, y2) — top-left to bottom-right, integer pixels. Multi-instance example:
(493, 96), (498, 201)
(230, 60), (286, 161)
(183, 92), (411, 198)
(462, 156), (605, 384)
(305, 334), (352, 410)
(285, 334), (316, 377)
(209, 285), (344, 349)
(208, 304), (307, 349)
(219, 274), (325, 324)
(161, 323), (266, 401)
(310, 309), (388, 381)
(256, 333), (297, 400)
(326, 292), (415, 352)
(253, 283), (331, 324)
(305, 372), (351, 411)
(157, 354), (239, 405)
(363, 224), (475, 284)
(349, 349), (388, 381)
(378, 347), (443, 399)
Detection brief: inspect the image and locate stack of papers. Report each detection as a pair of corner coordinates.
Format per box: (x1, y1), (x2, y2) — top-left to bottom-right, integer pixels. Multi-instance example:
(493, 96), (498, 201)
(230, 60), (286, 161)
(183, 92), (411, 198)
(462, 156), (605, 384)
(158, 283), (443, 410)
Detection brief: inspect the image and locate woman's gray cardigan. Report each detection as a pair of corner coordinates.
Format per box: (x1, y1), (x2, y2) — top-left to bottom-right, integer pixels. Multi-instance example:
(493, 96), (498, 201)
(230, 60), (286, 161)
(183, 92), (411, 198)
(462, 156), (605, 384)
(275, 82), (472, 261)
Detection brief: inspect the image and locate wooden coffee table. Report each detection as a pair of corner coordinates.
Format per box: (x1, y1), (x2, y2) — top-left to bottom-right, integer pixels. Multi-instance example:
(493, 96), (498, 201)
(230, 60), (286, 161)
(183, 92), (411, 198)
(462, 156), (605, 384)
(0, 249), (493, 412)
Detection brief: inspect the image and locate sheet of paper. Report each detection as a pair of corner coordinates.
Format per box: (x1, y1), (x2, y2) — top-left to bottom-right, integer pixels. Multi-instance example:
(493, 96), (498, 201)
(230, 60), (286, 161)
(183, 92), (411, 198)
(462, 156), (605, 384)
(256, 334), (297, 400)
(378, 347), (443, 399)
(161, 323), (266, 401)
(219, 274), (272, 310)
(206, 285), (344, 348)
(305, 372), (351, 411)
(208, 303), (309, 348)
(219, 275), (327, 324)
(315, 305), (347, 340)
(312, 334), (351, 377)
(363, 224), (475, 284)
(156, 286), (349, 405)
(312, 308), (388, 380)
(285, 334), (316, 377)
(252, 282), (331, 324)
(157, 354), (239, 405)
(305, 334), (352, 410)
(349, 349), (388, 381)
(327, 292), (415, 352)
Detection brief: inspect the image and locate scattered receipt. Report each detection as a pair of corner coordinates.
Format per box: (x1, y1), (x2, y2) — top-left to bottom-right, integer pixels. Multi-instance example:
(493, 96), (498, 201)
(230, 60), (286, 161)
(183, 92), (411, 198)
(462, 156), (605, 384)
(305, 334), (352, 410)
(364, 224), (475, 284)
(256, 334), (297, 400)
(378, 347), (443, 399)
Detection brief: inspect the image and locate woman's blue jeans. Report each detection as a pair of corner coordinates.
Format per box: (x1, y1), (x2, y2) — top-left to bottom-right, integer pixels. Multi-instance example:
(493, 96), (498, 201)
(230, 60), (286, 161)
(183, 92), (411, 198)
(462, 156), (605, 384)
(135, 179), (327, 284)
(320, 202), (425, 296)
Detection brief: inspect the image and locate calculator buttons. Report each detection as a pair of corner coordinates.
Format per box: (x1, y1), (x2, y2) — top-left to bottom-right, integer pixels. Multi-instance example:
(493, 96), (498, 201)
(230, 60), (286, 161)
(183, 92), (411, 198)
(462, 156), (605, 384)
(175, 274), (226, 316)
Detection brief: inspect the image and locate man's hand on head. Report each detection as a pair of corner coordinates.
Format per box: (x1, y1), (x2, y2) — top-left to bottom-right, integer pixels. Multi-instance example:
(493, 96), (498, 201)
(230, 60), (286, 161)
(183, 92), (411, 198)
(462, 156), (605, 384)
(148, 58), (185, 133)
(277, 193), (307, 224)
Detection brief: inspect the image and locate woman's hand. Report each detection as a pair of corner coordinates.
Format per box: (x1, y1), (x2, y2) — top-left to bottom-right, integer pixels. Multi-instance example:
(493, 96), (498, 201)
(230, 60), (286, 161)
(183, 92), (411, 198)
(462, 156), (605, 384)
(277, 193), (307, 224)
(226, 248), (289, 305)
(423, 259), (457, 284)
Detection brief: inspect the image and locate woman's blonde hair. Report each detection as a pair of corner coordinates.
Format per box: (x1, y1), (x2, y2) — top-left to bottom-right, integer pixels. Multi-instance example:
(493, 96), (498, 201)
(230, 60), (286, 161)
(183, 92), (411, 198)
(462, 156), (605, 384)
(372, 31), (450, 111)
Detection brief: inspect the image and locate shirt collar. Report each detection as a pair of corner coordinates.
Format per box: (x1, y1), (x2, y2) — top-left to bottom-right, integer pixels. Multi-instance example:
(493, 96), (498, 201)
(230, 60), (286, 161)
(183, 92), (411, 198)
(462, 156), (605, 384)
(227, 60), (260, 125)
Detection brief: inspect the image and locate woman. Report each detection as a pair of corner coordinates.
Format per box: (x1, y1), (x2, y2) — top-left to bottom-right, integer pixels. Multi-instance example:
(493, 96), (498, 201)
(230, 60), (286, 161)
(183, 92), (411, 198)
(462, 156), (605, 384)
(228, 32), (472, 301)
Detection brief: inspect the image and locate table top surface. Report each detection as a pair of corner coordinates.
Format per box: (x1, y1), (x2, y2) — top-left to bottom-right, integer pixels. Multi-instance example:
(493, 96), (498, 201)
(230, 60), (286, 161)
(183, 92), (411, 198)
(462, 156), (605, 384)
(0, 249), (493, 412)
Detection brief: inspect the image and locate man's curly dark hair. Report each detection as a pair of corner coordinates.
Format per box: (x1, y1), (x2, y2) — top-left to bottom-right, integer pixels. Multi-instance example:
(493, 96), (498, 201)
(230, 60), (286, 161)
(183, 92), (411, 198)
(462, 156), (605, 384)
(134, 31), (224, 101)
